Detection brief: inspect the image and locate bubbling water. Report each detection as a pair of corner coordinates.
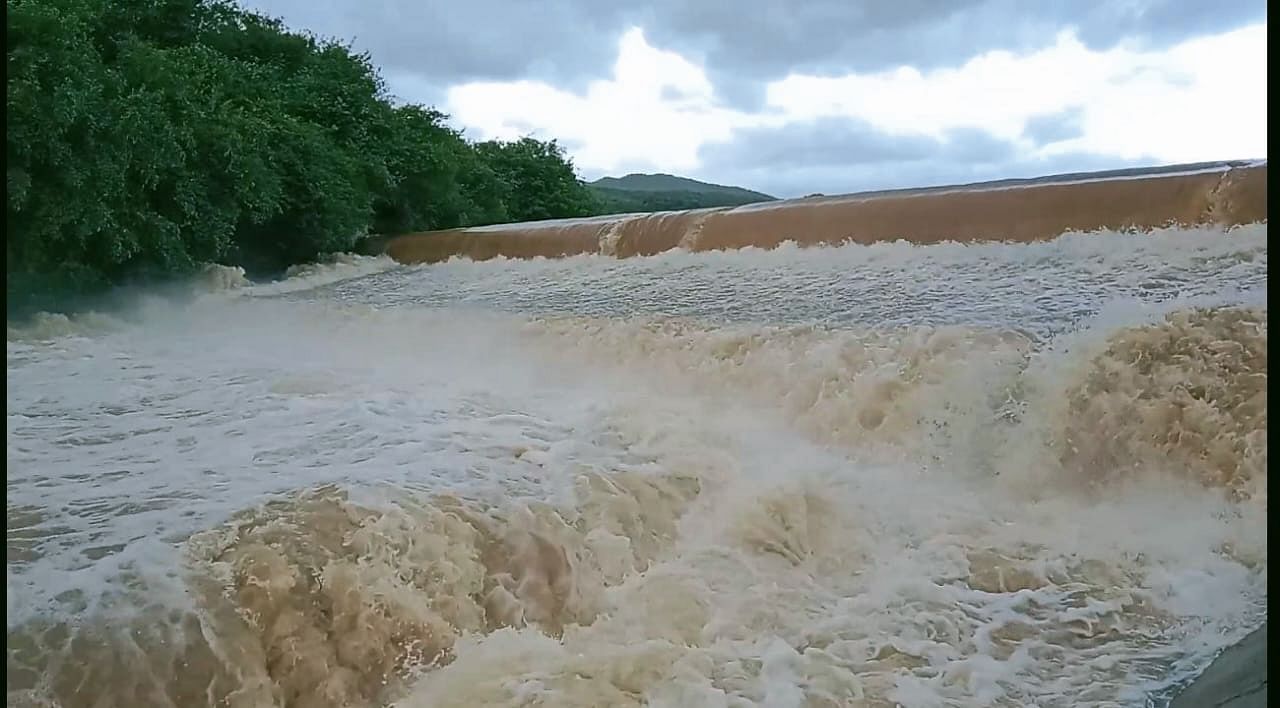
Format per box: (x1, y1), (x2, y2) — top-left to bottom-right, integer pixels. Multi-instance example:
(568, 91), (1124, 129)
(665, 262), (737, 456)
(6, 226), (1267, 707)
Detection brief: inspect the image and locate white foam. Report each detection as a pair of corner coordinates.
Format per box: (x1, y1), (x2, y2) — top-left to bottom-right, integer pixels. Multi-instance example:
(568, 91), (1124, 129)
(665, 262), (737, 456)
(4, 226), (1266, 707)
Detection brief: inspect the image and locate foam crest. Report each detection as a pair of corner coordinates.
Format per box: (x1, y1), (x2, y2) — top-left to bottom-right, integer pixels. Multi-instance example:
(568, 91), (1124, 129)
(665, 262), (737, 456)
(394, 470), (1263, 707)
(246, 253), (401, 296)
(1034, 307), (1267, 500)
(196, 263), (251, 292)
(165, 464), (703, 708)
(525, 306), (1267, 501)
(6, 311), (125, 341)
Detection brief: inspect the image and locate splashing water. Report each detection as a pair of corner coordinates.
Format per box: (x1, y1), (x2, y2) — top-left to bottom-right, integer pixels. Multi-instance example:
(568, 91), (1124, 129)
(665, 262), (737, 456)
(6, 226), (1266, 707)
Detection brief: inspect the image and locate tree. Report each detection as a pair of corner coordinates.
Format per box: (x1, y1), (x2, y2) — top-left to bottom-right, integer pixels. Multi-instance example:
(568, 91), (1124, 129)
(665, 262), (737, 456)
(7, 0), (601, 315)
(473, 137), (598, 223)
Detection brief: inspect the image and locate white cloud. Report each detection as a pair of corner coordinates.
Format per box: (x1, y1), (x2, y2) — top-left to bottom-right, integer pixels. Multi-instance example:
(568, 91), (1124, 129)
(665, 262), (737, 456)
(443, 23), (1266, 179)
(767, 23), (1266, 163)
(445, 28), (760, 174)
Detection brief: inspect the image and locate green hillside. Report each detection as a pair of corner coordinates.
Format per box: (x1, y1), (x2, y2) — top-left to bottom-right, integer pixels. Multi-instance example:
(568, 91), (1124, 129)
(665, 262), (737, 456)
(588, 173), (775, 215)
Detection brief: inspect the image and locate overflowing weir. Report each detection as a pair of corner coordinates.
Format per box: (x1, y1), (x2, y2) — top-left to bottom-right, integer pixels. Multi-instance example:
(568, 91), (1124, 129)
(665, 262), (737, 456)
(6, 160), (1268, 708)
(380, 161), (1267, 264)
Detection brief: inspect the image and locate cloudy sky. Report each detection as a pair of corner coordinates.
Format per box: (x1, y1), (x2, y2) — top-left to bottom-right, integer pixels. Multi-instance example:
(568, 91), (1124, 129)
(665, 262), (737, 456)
(244, 0), (1266, 198)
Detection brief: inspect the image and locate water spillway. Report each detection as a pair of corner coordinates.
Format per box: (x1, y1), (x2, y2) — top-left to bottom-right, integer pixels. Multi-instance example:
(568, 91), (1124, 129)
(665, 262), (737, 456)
(7, 161), (1267, 708)
(383, 161), (1267, 264)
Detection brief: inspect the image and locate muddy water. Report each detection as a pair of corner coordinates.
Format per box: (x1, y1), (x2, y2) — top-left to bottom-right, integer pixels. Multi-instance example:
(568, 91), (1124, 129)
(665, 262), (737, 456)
(6, 226), (1267, 707)
(384, 162), (1267, 263)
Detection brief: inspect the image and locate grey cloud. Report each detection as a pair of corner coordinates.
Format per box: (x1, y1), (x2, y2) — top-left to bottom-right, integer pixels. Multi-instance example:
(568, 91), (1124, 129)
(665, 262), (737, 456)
(1022, 107), (1085, 146)
(698, 119), (939, 170)
(1069, 1), (1266, 50)
(642, 0), (1264, 108)
(658, 85), (691, 102)
(941, 127), (1019, 164)
(1109, 65), (1195, 88)
(698, 120), (1019, 175)
(692, 119), (1153, 197)
(237, 0), (629, 99)
(241, 0), (1265, 111)
(379, 70), (447, 108)
(697, 151), (1154, 200)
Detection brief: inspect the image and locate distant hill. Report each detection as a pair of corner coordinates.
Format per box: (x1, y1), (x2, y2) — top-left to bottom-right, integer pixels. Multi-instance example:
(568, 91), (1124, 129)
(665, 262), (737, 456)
(587, 173), (775, 215)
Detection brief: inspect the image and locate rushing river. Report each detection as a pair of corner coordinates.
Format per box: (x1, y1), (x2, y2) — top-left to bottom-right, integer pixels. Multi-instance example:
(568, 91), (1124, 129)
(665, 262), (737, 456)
(6, 225), (1268, 708)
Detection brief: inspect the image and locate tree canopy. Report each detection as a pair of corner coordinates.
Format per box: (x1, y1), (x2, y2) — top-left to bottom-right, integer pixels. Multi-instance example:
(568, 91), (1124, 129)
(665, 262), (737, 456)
(6, 0), (600, 313)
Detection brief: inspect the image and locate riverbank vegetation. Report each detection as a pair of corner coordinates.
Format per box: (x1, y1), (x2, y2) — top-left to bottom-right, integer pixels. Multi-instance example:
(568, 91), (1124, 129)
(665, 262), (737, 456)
(7, 0), (598, 314)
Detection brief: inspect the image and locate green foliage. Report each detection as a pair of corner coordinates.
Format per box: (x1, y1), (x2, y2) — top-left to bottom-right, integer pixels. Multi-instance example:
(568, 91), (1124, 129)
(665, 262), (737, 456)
(473, 137), (599, 223)
(369, 105), (510, 234)
(6, 0), (597, 314)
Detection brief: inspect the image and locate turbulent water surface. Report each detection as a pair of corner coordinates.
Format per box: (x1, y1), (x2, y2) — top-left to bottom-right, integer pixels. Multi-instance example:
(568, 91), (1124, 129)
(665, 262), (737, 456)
(6, 226), (1268, 707)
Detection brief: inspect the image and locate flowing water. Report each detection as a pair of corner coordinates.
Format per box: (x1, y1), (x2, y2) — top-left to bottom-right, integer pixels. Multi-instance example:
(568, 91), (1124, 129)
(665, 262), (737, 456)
(6, 226), (1268, 707)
